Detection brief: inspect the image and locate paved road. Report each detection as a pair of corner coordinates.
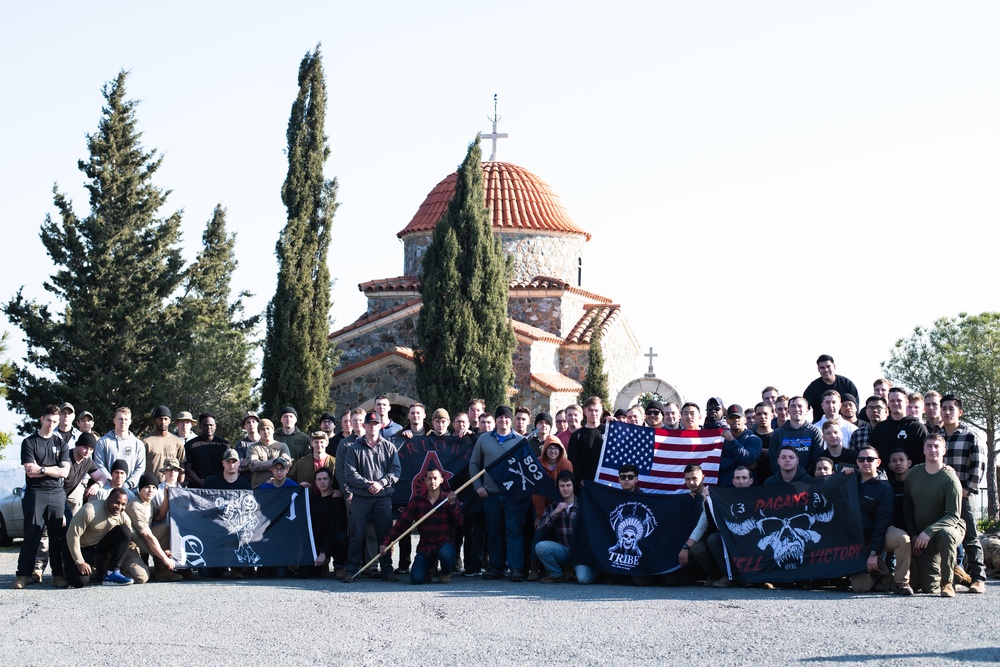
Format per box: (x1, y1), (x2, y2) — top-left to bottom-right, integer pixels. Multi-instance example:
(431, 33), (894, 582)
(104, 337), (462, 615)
(0, 546), (997, 666)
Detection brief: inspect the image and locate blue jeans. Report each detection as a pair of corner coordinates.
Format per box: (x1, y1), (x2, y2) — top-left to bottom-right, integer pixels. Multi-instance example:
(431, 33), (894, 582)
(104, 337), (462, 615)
(410, 543), (457, 585)
(533, 539), (596, 583)
(484, 494), (525, 571)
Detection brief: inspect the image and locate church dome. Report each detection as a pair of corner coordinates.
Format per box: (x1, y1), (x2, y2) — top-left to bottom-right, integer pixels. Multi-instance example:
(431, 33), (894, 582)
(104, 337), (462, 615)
(397, 161), (591, 241)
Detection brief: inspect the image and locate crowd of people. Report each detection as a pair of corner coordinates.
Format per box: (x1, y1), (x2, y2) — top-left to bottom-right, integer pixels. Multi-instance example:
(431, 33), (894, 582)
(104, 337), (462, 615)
(10, 354), (989, 598)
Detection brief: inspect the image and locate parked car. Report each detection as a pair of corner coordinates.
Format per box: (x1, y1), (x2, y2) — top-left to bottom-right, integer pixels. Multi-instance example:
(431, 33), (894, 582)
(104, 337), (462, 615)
(0, 486), (25, 546)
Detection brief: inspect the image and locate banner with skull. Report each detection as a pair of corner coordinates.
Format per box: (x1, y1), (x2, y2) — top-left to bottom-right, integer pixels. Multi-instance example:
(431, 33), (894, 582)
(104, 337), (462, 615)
(572, 482), (702, 575)
(709, 474), (866, 583)
(168, 488), (316, 568)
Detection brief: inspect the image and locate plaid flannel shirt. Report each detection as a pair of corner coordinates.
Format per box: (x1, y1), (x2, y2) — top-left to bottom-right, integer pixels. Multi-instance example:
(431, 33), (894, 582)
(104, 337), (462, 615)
(849, 422), (872, 451)
(943, 425), (985, 494)
(383, 493), (463, 555)
(536, 499), (578, 548)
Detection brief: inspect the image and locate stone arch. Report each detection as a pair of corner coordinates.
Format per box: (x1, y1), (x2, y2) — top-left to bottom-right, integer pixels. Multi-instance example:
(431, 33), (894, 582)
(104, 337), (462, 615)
(614, 377), (683, 412)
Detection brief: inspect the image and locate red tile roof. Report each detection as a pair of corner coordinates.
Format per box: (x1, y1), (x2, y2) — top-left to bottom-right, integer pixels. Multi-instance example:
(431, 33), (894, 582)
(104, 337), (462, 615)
(398, 161), (591, 241)
(509, 276), (613, 304)
(328, 298), (422, 339)
(565, 304), (622, 344)
(510, 320), (564, 345)
(531, 372), (583, 393)
(359, 276), (420, 293)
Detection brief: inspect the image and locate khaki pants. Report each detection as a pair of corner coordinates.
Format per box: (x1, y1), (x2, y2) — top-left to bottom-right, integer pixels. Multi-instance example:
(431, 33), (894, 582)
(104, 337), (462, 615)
(914, 526), (963, 593)
(851, 525), (912, 592)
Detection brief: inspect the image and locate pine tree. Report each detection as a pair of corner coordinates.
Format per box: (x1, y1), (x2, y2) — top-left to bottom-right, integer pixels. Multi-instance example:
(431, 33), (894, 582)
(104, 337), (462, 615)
(578, 320), (611, 407)
(261, 46), (338, 428)
(158, 205), (259, 436)
(415, 137), (515, 414)
(4, 71), (185, 431)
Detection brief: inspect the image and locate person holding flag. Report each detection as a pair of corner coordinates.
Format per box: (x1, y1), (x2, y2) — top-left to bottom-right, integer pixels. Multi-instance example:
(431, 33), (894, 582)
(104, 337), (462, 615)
(469, 406), (528, 581)
(379, 466), (462, 584)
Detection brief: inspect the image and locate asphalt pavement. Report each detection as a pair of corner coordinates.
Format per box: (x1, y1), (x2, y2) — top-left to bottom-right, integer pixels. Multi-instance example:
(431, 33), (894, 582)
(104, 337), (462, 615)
(0, 545), (997, 666)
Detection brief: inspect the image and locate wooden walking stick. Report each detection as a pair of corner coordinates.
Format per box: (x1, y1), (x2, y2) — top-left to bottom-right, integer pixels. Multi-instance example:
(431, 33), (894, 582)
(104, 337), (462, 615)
(349, 468), (487, 580)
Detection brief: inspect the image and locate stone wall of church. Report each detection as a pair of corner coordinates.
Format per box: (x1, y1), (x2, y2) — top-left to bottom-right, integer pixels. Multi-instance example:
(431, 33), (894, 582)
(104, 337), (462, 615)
(334, 316), (417, 369)
(602, 320), (642, 401)
(365, 295), (417, 316)
(403, 230), (586, 284)
(329, 362), (416, 412)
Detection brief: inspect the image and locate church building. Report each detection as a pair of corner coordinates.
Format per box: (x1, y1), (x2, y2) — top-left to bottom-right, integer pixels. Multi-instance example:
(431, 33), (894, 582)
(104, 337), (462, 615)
(327, 145), (643, 416)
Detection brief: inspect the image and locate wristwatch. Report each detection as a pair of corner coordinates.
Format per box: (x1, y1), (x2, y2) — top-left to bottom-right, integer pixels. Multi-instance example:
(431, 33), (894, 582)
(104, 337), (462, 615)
(681, 544), (691, 551)
(40, 466), (46, 475)
(869, 550), (877, 557)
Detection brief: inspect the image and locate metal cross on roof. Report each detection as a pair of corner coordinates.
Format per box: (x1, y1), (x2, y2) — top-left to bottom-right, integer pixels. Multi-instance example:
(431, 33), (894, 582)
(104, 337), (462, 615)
(482, 93), (508, 162)
(645, 347), (658, 375)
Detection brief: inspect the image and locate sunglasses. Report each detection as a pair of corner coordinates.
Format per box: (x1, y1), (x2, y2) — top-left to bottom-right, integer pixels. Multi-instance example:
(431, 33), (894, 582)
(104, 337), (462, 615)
(645, 410), (661, 416)
(856, 456), (878, 463)
(619, 473), (637, 480)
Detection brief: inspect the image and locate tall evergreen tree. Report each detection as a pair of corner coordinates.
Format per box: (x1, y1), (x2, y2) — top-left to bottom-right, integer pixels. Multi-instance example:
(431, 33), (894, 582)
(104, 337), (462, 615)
(158, 205), (258, 436)
(415, 137), (515, 414)
(4, 71), (184, 431)
(261, 46), (338, 428)
(578, 320), (610, 407)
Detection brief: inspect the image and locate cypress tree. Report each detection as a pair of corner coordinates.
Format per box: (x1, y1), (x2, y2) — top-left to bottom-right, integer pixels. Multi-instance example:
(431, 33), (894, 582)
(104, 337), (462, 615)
(415, 137), (515, 414)
(578, 320), (611, 407)
(261, 46), (338, 428)
(159, 205), (258, 436)
(4, 71), (185, 431)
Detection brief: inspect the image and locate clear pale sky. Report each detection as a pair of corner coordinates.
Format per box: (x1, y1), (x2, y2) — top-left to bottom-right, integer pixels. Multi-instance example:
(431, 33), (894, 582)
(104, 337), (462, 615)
(2, 1), (998, 437)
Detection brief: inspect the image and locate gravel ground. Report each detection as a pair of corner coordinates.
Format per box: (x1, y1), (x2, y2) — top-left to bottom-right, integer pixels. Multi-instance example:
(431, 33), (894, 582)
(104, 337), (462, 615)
(0, 545), (997, 667)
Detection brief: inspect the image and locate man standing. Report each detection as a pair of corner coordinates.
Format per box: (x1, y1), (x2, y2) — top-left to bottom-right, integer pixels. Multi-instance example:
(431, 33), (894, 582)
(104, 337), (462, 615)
(815, 390), (857, 446)
(513, 406), (532, 437)
(144, 406), (186, 484)
(850, 396), (887, 452)
(765, 446), (813, 485)
(373, 395), (403, 439)
(275, 406), (310, 460)
(803, 355), (860, 424)
(184, 412), (229, 489)
(234, 411), (261, 483)
(567, 396), (605, 488)
(174, 411), (196, 442)
(719, 405), (762, 487)
(204, 449), (254, 490)
(56, 403), (80, 448)
(95, 407), (145, 492)
(923, 391), (944, 435)
(13, 405), (71, 590)
(850, 447), (913, 595)
(399, 403), (427, 439)
(469, 406), (528, 581)
(289, 432), (336, 487)
(904, 434), (964, 597)
(558, 405), (582, 447)
(76, 410), (96, 435)
(940, 394), (987, 593)
(643, 401), (666, 429)
(871, 387), (929, 465)
(343, 411), (401, 582)
(769, 397), (822, 474)
(662, 402), (682, 430)
(248, 419), (292, 488)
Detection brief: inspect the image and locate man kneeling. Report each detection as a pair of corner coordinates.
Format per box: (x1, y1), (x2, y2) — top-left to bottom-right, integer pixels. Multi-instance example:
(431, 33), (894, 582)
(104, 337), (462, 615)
(380, 467), (462, 584)
(64, 488), (136, 588)
(533, 471), (594, 584)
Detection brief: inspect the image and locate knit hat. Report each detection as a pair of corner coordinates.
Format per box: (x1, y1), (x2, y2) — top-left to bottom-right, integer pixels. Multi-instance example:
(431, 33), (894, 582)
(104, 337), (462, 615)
(139, 473), (159, 489)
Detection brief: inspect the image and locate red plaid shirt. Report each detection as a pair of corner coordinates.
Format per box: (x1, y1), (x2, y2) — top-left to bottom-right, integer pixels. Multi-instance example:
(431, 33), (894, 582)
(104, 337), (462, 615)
(383, 493), (463, 554)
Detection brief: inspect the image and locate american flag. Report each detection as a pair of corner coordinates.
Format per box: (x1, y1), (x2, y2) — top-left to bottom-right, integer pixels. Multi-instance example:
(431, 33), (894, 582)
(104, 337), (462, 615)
(595, 421), (724, 494)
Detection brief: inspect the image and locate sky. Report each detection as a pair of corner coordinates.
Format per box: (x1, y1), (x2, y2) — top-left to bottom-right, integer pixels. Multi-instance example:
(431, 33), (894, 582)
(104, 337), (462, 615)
(1, 1), (999, 438)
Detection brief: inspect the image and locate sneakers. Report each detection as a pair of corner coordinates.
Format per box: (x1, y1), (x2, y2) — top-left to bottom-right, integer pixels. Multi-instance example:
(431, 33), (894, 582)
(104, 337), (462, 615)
(540, 574), (565, 583)
(940, 583), (956, 598)
(394, 566), (410, 575)
(12, 576), (30, 590)
(31, 570), (43, 584)
(527, 569), (541, 582)
(953, 565), (973, 587)
(510, 569), (525, 582)
(51, 576), (70, 589)
(967, 580), (986, 594)
(381, 573), (399, 582)
(712, 578), (731, 588)
(102, 571), (134, 586)
(155, 570), (183, 583)
(889, 582), (914, 596)
(439, 574), (452, 584)
(463, 568), (483, 577)
(482, 569), (504, 581)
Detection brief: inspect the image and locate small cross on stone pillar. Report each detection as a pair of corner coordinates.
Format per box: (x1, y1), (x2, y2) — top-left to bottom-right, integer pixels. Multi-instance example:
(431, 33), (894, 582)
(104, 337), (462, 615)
(644, 347), (658, 377)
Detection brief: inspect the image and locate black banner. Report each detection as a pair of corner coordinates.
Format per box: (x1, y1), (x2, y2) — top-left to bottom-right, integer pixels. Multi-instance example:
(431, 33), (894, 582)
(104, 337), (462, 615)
(709, 474), (866, 583)
(572, 483), (702, 576)
(168, 488), (316, 568)
(390, 435), (474, 515)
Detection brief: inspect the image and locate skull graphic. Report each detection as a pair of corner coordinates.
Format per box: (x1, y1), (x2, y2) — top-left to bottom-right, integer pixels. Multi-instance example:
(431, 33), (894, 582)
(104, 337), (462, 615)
(608, 502), (657, 561)
(725, 493), (834, 570)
